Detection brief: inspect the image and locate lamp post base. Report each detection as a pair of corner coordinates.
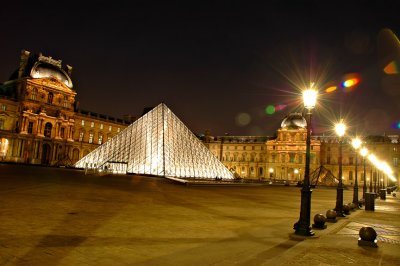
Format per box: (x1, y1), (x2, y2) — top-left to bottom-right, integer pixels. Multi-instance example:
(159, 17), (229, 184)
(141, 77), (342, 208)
(335, 186), (345, 217)
(294, 224), (315, 236)
(294, 188), (314, 236)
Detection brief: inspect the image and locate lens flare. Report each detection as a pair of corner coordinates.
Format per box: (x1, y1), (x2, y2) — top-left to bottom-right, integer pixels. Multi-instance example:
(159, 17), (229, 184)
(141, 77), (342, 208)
(391, 121), (400, 129)
(275, 104), (287, 111)
(325, 86), (337, 93)
(265, 105), (275, 115)
(342, 78), (359, 88)
(235, 113), (251, 126)
(384, 60), (399, 74)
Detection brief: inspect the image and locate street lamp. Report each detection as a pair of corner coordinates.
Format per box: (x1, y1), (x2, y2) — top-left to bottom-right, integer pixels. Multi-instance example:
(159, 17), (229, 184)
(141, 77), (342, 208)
(334, 120), (346, 217)
(294, 168), (299, 181)
(351, 138), (361, 208)
(360, 147), (368, 199)
(294, 87), (317, 236)
(269, 168), (274, 180)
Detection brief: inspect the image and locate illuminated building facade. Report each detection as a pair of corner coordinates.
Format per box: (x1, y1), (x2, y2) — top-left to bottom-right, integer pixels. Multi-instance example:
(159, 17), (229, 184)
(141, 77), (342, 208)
(203, 113), (400, 186)
(0, 50), (399, 185)
(0, 50), (130, 165)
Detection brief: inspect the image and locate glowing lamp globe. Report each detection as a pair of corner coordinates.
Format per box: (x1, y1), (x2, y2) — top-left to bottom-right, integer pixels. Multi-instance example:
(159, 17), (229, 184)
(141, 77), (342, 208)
(335, 122), (346, 137)
(352, 138), (362, 150)
(360, 147), (368, 157)
(302, 89), (317, 109)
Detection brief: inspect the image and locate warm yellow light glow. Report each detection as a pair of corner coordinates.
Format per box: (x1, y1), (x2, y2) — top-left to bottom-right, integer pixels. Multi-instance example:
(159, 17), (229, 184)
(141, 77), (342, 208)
(335, 121), (346, 137)
(269, 168), (274, 173)
(389, 175), (396, 182)
(302, 88), (318, 109)
(351, 138), (362, 149)
(294, 169), (299, 174)
(325, 86), (337, 93)
(360, 147), (368, 157)
(368, 154), (378, 164)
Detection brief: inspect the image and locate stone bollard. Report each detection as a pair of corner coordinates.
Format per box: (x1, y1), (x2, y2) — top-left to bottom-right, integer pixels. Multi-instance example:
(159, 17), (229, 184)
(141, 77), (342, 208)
(312, 214), (327, 229)
(343, 204), (351, 215)
(349, 202), (357, 211)
(326, 209), (337, 223)
(358, 226), (378, 247)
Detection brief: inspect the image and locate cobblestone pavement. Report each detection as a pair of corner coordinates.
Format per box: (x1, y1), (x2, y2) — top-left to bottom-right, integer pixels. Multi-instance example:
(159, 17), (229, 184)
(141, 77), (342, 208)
(0, 164), (399, 266)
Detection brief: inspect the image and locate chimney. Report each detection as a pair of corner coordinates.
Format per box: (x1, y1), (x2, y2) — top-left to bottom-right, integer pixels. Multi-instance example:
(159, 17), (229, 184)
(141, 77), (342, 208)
(18, 50), (30, 79)
(65, 64), (73, 78)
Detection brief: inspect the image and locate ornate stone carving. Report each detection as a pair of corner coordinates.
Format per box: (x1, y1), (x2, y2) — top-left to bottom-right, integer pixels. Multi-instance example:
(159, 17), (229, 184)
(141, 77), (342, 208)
(38, 53), (62, 68)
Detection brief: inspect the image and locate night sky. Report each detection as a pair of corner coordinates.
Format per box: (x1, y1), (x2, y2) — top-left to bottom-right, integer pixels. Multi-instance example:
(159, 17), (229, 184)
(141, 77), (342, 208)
(1, 1), (400, 137)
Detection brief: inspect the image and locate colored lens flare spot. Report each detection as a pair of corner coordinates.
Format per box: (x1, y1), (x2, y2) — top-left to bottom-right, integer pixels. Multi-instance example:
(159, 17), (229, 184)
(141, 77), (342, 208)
(235, 113), (251, 126)
(325, 86), (337, 93)
(265, 105), (275, 115)
(384, 60), (399, 74)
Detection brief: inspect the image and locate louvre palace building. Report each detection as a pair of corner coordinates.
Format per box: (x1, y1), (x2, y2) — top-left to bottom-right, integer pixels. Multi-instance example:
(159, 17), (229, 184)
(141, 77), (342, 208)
(0, 50), (399, 186)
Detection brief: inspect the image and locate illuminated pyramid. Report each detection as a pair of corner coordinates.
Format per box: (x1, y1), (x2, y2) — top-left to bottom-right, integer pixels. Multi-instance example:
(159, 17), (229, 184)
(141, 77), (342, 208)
(75, 103), (234, 179)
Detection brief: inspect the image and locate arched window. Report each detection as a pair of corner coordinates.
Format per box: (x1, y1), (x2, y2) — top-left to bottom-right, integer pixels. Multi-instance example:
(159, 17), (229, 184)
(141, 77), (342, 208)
(44, 122), (52, 138)
(259, 167), (264, 176)
(47, 92), (53, 104)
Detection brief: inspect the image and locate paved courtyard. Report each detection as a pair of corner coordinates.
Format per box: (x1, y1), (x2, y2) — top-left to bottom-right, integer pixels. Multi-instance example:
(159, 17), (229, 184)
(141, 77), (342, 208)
(0, 164), (399, 266)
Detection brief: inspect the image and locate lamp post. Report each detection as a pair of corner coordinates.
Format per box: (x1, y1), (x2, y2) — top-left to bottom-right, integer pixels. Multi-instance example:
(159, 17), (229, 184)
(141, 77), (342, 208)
(334, 121), (346, 217)
(294, 168), (299, 181)
(294, 87), (317, 236)
(368, 153), (378, 192)
(360, 147), (368, 199)
(351, 138), (361, 208)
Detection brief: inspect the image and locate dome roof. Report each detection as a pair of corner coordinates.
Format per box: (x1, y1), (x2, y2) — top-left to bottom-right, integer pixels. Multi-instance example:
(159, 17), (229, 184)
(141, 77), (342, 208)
(30, 61), (73, 88)
(281, 113), (307, 129)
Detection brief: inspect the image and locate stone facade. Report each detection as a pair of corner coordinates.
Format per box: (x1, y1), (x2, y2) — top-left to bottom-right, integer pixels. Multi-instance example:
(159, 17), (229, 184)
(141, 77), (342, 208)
(202, 114), (400, 186)
(0, 50), (130, 165)
(1, 50), (399, 187)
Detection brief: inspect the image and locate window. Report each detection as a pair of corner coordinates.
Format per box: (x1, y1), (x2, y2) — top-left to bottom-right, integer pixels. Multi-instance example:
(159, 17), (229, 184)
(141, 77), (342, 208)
(252, 146), (255, 150)
(0, 104), (6, 111)
(100, 124), (103, 130)
(109, 125), (112, 131)
(289, 153), (295, 163)
(394, 157), (399, 166)
(79, 131), (84, 142)
(63, 95), (68, 108)
(349, 171), (353, 181)
(91, 122), (94, 128)
(60, 127), (65, 138)
(28, 122), (33, 134)
(0, 119), (4, 130)
(349, 157), (354, 165)
(31, 88), (38, 100)
(117, 127), (120, 133)
(259, 167), (263, 176)
(89, 133), (94, 144)
(243, 146), (246, 150)
(81, 120), (85, 126)
(44, 122), (52, 138)
(394, 147), (398, 152)
(47, 92), (53, 104)
(98, 135), (103, 145)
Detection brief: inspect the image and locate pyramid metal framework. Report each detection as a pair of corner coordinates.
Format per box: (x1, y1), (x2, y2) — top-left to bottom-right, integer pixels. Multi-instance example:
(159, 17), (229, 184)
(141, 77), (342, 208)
(75, 103), (234, 179)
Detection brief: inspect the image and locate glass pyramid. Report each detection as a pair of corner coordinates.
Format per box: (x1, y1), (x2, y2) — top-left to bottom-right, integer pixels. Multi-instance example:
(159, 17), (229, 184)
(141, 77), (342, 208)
(75, 103), (234, 179)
